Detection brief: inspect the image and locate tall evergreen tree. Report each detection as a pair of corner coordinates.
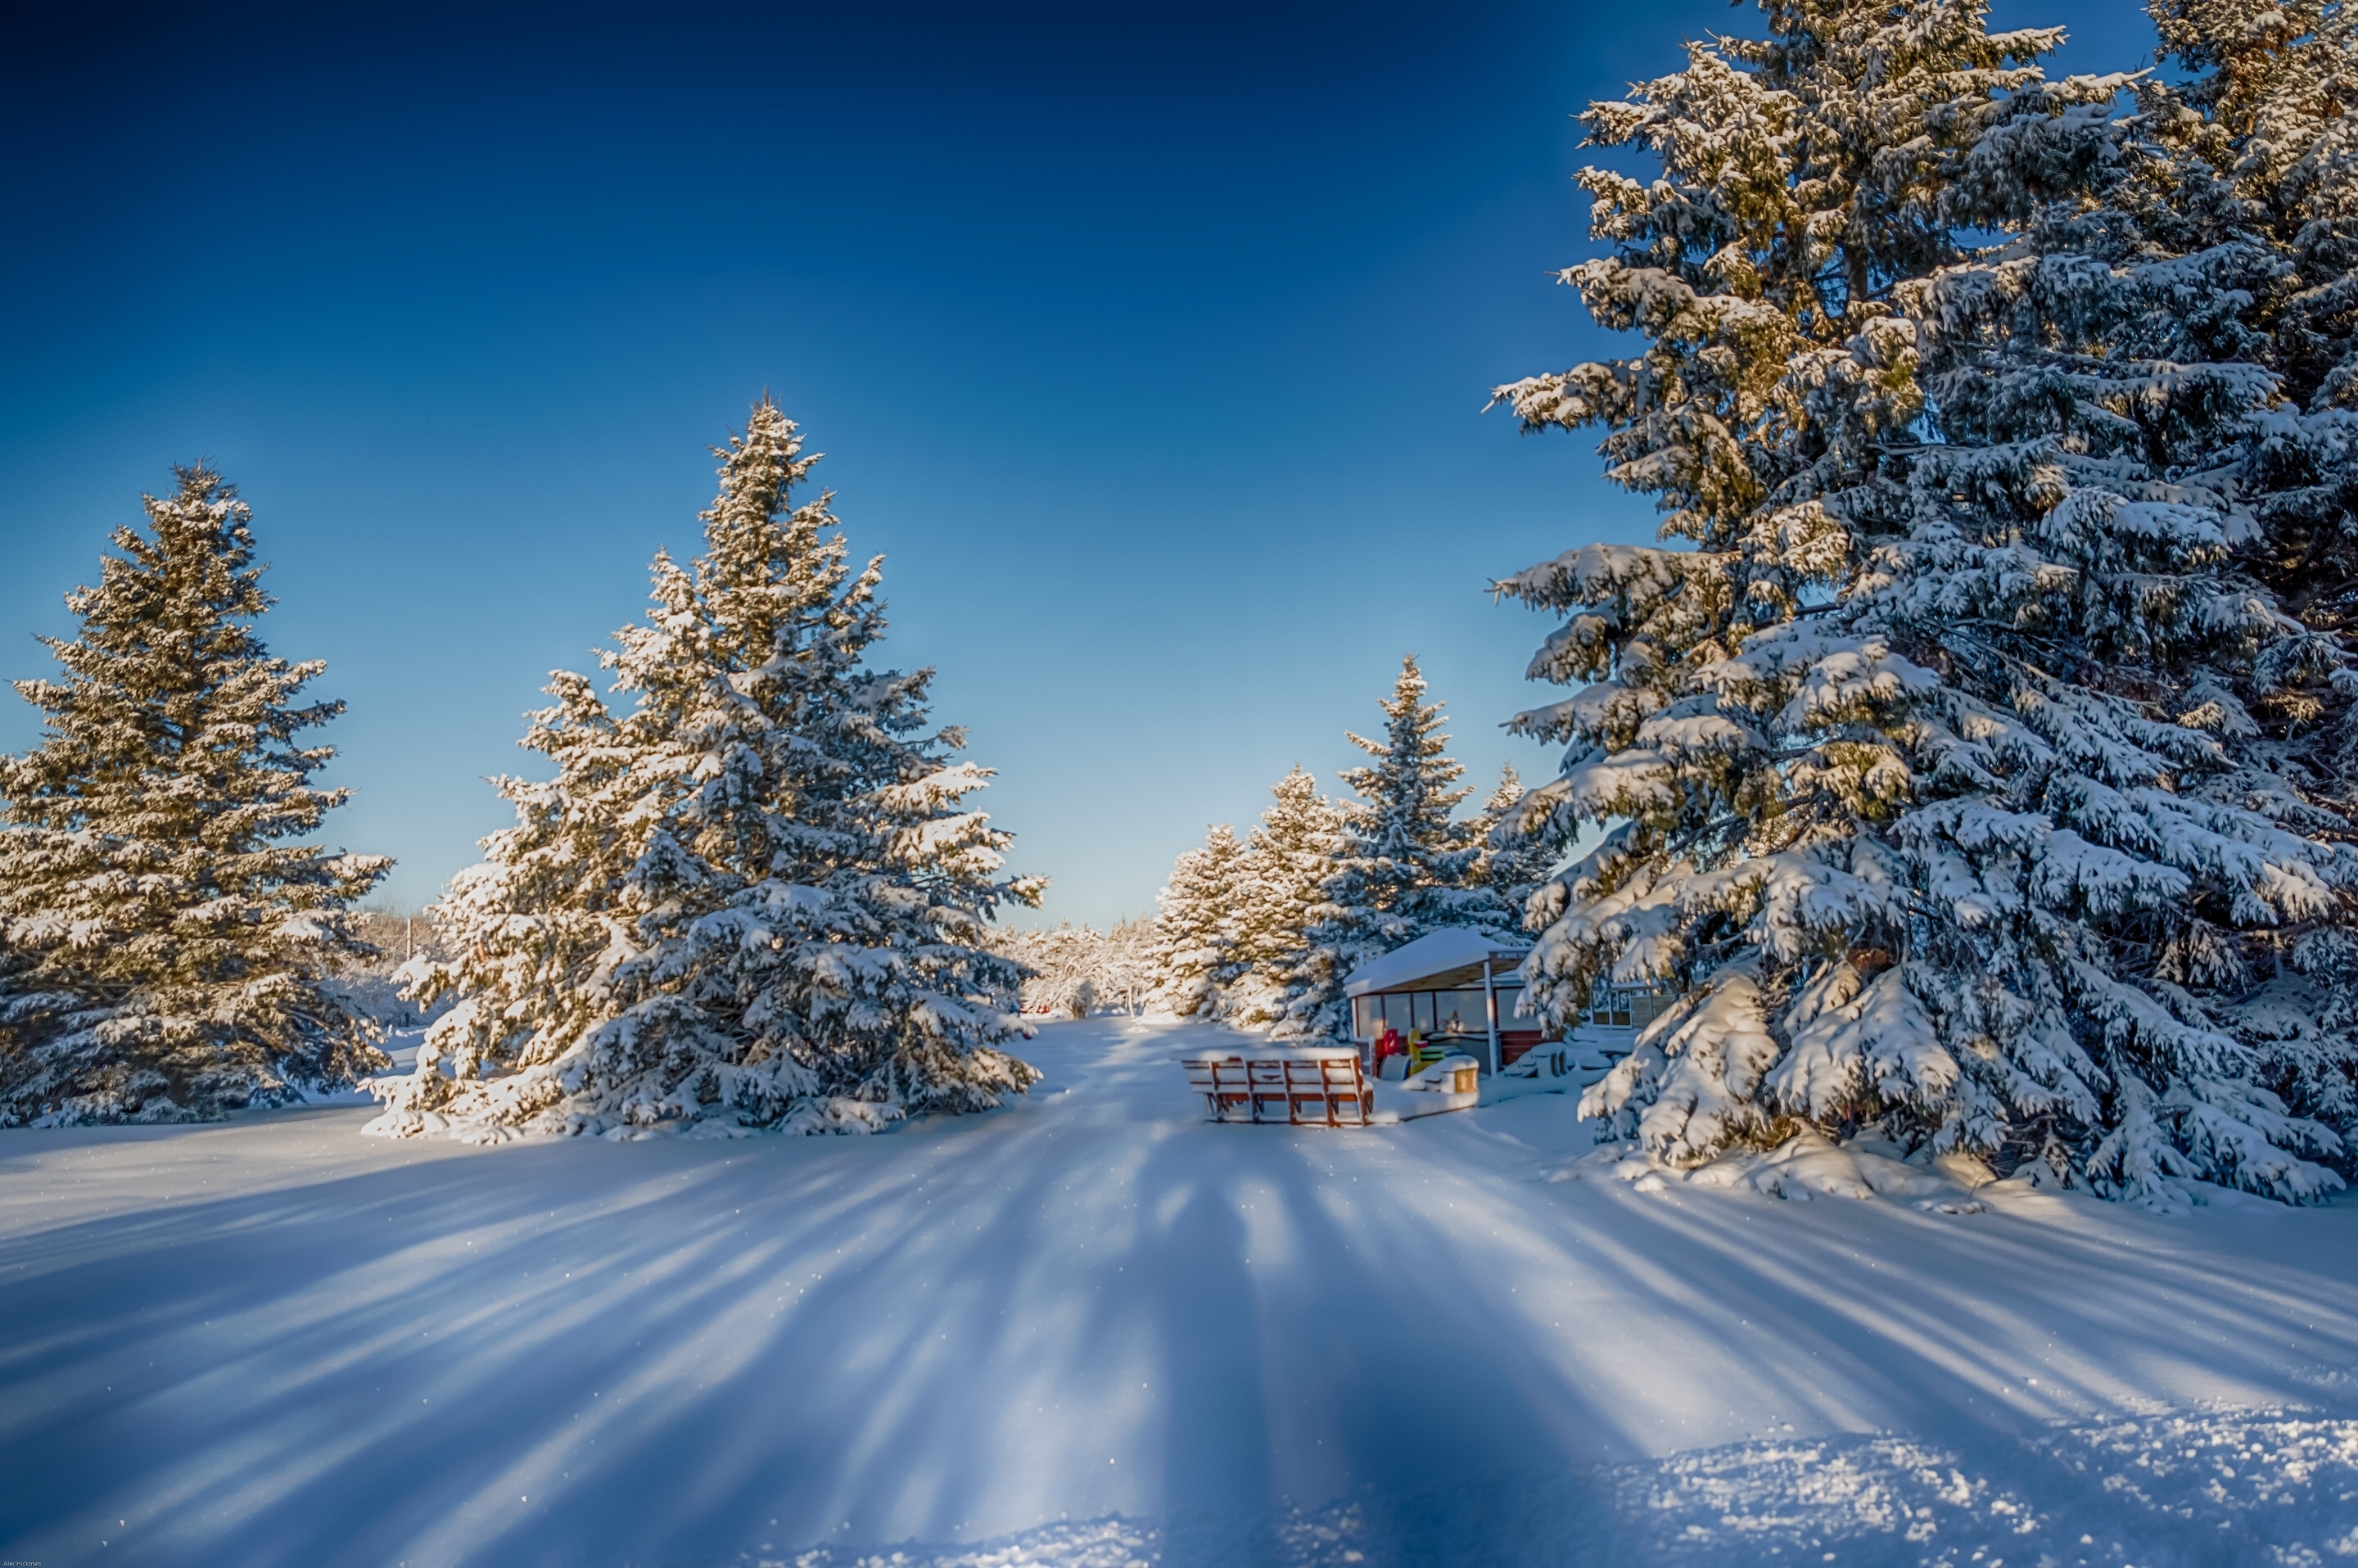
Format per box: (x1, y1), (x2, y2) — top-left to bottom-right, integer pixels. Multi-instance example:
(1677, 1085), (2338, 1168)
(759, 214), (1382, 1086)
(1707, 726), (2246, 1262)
(1490, 0), (2356, 1200)
(2128, 0), (2358, 1149)
(369, 400), (1041, 1140)
(0, 466), (391, 1125)
(1150, 824), (1244, 1018)
(1330, 657), (1490, 933)
(2147, 0), (2358, 415)
(1228, 766), (1350, 1028)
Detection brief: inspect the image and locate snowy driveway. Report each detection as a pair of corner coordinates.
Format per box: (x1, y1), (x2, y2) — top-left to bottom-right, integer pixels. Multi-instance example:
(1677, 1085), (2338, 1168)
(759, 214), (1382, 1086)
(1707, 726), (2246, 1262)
(2, 1017), (2355, 1566)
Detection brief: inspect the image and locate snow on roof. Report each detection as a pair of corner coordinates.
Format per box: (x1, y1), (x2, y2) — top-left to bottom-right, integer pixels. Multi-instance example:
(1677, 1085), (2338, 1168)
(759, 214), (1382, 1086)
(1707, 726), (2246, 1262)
(1343, 929), (1529, 998)
(1169, 1044), (1361, 1062)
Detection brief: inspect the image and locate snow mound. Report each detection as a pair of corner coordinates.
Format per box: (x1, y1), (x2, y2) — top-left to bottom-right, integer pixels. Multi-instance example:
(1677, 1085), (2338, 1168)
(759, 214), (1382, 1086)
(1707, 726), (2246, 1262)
(1592, 1406), (2358, 1568)
(749, 1408), (2358, 1566)
(738, 1516), (1154, 1567)
(1548, 1130), (1996, 1210)
(1594, 1408), (2358, 1566)
(359, 1089), (909, 1142)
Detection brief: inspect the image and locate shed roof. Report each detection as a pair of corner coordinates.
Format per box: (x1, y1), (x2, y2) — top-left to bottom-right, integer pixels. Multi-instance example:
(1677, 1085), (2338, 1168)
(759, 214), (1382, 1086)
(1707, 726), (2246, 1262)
(1342, 929), (1529, 998)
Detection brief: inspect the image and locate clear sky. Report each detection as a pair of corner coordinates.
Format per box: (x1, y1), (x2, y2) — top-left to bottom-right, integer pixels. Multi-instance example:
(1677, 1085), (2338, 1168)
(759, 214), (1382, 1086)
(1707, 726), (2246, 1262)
(0, 0), (2155, 929)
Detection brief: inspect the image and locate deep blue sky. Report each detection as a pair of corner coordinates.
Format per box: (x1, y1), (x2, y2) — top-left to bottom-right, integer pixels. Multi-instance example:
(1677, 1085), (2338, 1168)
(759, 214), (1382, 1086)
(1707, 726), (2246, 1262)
(0, 0), (2154, 927)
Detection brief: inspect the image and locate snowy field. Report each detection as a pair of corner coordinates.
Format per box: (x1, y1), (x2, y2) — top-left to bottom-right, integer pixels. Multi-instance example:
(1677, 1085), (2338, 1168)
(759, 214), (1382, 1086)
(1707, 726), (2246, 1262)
(2, 1018), (2356, 1568)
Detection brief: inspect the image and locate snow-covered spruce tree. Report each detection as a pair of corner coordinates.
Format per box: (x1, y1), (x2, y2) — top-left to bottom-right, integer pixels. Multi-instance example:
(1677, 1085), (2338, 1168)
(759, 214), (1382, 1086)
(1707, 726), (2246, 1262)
(1335, 658), (1498, 933)
(1489, 0), (2357, 1200)
(1149, 824), (1244, 1017)
(1470, 763), (1561, 930)
(1904, 67), (2358, 1180)
(0, 465), (391, 1125)
(1227, 766), (1350, 1028)
(368, 400), (1041, 1140)
(1276, 657), (1515, 1038)
(2145, 0), (2358, 416)
(2126, 0), (2358, 1147)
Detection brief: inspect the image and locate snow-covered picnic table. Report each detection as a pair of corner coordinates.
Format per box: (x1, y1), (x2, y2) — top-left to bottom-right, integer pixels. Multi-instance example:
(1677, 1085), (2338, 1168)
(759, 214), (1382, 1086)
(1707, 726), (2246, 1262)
(1175, 1038), (1599, 1127)
(1174, 1043), (1375, 1124)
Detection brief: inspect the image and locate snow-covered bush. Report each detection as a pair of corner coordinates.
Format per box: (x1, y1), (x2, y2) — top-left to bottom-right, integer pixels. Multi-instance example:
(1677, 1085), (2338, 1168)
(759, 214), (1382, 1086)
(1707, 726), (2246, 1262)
(367, 399), (1042, 1140)
(0, 465), (391, 1125)
(990, 920), (1156, 1017)
(1489, 0), (2358, 1201)
(328, 908), (450, 1030)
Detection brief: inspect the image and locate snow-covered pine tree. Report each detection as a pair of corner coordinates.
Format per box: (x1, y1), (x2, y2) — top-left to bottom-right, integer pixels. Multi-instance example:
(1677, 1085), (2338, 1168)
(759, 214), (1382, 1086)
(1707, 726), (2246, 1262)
(0, 465), (391, 1125)
(2146, 0), (2358, 416)
(1490, 0), (2357, 1200)
(1333, 658), (1490, 931)
(1470, 763), (1560, 930)
(368, 399), (1041, 1140)
(1227, 766), (1350, 1028)
(1149, 824), (1244, 1017)
(1275, 657), (1514, 1038)
(2125, 0), (2358, 1148)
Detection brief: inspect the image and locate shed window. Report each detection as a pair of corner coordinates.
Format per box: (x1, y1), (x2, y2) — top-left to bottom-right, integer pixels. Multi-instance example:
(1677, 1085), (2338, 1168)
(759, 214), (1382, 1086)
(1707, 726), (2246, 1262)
(1433, 989), (1486, 1033)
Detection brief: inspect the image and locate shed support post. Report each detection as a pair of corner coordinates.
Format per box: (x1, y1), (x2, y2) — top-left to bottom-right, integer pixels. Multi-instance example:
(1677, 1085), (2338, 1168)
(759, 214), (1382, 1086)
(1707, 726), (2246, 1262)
(1482, 957), (1500, 1076)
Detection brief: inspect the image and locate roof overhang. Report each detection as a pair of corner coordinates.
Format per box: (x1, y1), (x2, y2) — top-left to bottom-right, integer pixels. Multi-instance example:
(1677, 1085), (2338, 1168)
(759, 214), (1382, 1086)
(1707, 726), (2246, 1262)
(1342, 929), (1530, 998)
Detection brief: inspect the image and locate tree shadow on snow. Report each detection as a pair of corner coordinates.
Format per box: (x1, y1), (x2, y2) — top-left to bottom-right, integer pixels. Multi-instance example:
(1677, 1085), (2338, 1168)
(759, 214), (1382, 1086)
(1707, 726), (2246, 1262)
(0, 1060), (2353, 1568)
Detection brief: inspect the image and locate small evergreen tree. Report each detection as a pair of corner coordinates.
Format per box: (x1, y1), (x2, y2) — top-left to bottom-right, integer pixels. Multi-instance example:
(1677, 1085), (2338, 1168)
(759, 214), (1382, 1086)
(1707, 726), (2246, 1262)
(1150, 824), (1244, 1017)
(369, 399), (1041, 1140)
(1332, 657), (1491, 930)
(1470, 763), (1558, 930)
(0, 465), (391, 1124)
(1228, 766), (1350, 1028)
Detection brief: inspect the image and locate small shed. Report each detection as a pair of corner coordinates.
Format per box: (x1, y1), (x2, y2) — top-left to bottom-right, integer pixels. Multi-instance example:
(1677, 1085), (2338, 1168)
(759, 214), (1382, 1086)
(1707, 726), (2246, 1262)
(1342, 929), (1553, 1077)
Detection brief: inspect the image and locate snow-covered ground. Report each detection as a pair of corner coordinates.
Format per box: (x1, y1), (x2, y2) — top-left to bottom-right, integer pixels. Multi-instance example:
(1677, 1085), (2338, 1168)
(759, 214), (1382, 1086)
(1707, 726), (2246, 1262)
(2, 1017), (2354, 1567)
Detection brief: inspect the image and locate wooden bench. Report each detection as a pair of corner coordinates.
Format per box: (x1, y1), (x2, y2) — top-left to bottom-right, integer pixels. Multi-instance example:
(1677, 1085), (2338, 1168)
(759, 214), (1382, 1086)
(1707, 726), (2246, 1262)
(1178, 1048), (1374, 1127)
